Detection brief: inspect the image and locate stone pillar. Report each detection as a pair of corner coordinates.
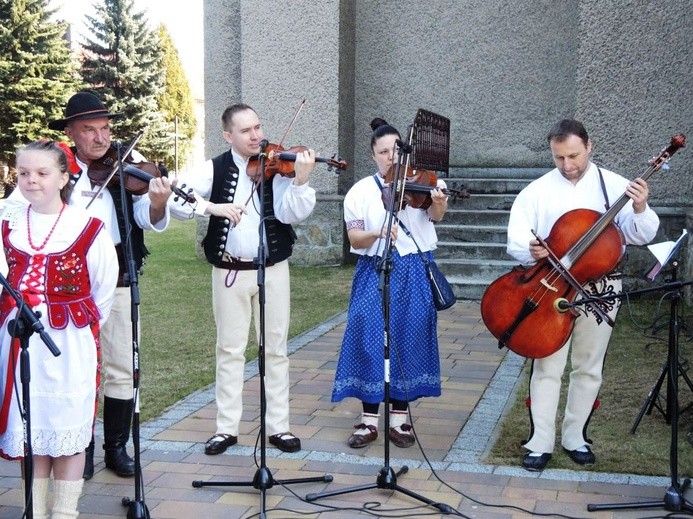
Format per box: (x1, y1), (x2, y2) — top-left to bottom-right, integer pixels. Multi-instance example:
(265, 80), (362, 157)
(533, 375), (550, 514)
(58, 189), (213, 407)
(202, 0), (352, 265)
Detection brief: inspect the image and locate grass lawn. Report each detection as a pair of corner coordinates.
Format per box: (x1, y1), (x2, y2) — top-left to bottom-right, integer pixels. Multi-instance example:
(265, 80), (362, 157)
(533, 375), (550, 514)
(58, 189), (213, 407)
(136, 219), (354, 422)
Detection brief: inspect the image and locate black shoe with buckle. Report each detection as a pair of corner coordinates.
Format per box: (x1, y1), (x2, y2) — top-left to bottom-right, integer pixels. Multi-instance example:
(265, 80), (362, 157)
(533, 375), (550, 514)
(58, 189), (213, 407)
(564, 446), (595, 465)
(268, 432), (301, 453)
(521, 452), (552, 472)
(204, 434), (237, 455)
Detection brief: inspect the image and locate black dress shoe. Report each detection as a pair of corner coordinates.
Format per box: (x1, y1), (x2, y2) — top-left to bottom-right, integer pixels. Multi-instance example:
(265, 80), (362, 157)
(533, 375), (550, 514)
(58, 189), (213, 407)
(521, 452), (552, 472)
(269, 432), (301, 453)
(564, 446), (595, 465)
(204, 434), (237, 455)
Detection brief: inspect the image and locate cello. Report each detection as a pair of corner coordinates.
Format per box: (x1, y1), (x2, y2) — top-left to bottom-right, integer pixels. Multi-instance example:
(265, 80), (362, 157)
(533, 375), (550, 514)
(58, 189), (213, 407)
(480, 134), (686, 359)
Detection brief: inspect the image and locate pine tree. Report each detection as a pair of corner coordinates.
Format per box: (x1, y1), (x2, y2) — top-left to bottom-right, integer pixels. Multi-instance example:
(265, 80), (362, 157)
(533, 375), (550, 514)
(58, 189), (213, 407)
(80, 0), (166, 159)
(156, 25), (197, 172)
(0, 0), (79, 168)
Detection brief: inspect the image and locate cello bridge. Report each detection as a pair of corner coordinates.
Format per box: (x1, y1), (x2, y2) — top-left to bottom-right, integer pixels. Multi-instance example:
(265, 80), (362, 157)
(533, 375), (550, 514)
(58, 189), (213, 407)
(540, 278), (558, 292)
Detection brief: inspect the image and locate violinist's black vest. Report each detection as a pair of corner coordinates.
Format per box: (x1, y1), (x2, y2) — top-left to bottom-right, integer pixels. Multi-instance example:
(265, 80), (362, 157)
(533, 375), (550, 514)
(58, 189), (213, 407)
(70, 146), (148, 286)
(203, 150), (296, 265)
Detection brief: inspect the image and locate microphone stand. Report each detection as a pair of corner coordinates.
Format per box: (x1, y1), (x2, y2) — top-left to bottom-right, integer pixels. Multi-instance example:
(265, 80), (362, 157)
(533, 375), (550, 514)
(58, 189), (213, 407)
(0, 271), (61, 519)
(558, 270), (693, 515)
(191, 142), (331, 519)
(111, 143), (149, 519)
(306, 134), (452, 515)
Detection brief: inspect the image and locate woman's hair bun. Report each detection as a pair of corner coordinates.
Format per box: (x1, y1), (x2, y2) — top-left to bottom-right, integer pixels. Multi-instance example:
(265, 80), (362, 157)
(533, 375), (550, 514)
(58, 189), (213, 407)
(370, 118), (389, 131)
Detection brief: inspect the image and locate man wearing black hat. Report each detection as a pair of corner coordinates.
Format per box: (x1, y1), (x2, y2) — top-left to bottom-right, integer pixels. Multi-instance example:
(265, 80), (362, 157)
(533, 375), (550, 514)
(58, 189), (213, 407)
(47, 91), (174, 479)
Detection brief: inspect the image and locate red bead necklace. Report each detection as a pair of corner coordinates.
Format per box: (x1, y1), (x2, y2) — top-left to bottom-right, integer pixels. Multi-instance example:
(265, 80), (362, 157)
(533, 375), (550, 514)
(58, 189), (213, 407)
(26, 203), (67, 251)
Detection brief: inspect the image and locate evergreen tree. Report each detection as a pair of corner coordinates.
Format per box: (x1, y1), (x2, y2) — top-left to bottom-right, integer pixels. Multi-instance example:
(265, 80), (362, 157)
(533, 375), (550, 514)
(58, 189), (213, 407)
(80, 0), (166, 158)
(0, 0), (79, 168)
(156, 25), (197, 172)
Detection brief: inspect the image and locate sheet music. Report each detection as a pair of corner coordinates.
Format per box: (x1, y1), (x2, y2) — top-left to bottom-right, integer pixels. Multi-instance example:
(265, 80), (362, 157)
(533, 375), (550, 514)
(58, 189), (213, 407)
(645, 229), (688, 280)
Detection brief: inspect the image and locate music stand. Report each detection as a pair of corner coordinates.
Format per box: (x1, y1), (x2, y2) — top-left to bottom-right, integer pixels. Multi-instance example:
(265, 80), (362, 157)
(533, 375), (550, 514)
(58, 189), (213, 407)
(191, 141), (331, 519)
(587, 230), (693, 514)
(306, 110), (452, 514)
(631, 230), (693, 433)
(0, 271), (61, 519)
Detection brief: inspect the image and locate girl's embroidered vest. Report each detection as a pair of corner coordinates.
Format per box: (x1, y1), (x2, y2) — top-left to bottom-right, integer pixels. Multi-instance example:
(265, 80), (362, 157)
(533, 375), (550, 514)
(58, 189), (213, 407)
(203, 150), (296, 265)
(0, 218), (104, 330)
(70, 146), (149, 286)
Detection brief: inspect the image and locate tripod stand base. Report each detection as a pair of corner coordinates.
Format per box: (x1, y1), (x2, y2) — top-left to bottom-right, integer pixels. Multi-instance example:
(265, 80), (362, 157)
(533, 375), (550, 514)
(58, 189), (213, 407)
(192, 466), (332, 489)
(587, 478), (693, 513)
(121, 497), (150, 519)
(306, 465), (452, 514)
(193, 466), (332, 519)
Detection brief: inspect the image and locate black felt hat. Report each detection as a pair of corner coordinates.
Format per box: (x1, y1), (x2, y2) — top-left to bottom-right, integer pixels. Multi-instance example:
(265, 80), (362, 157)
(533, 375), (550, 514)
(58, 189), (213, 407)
(48, 92), (121, 131)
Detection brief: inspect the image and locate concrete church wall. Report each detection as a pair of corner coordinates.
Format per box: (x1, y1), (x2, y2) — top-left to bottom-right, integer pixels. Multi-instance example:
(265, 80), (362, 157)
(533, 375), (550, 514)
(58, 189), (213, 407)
(202, 0), (692, 274)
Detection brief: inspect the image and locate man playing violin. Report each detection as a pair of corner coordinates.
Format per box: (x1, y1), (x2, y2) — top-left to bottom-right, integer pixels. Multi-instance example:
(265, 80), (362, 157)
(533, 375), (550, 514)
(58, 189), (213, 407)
(41, 91), (174, 479)
(169, 103), (316, 455)
(506, 118), (659, 472)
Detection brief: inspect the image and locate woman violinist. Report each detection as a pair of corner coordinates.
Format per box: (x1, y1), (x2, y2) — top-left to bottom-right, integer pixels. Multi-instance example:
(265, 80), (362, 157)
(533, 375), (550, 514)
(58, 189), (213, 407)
(331, 118), (449, 449)
(506, 119), (659, 472)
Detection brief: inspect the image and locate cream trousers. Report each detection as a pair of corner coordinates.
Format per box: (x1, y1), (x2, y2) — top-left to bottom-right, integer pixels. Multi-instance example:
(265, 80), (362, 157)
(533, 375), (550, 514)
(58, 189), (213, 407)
(524, 279), (622, 453)
(212, 260), (291, 436)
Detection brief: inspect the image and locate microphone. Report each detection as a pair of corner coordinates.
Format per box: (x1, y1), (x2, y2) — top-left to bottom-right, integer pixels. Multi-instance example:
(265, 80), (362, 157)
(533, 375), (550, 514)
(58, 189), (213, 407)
(395, 139), (413, 153)
(260, 139), (270, 151)
(554, 298), (571, 312)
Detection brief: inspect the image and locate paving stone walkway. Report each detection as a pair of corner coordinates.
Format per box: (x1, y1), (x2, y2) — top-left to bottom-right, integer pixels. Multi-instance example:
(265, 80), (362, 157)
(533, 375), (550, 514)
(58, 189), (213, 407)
(0, 302), (688, 518)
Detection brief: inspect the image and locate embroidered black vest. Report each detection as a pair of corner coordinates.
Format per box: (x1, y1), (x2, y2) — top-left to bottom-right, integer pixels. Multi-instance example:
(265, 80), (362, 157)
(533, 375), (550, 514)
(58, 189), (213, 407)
(203, 150), (296, 265)
(70, 146), (148, 286)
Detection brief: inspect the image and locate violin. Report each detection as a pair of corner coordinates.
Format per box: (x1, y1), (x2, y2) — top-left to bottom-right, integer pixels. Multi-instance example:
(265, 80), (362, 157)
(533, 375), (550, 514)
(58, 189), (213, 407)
(86, 143), (196, 205)
(247, 142), (347, 180)
(381, 164), (469, 210)
(87, 145), (158, 195)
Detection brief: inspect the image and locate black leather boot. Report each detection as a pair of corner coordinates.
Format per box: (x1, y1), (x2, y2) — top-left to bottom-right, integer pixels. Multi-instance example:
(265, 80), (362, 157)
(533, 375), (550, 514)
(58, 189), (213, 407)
(83, 436), (95, 480)
(103, 396), (135, 477)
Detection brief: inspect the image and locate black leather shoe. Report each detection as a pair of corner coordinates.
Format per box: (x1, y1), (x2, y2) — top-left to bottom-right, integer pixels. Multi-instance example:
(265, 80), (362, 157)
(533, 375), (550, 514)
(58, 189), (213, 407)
(564, 446), (595, 465)
(269, 432), (301, 453)
(521, 452), (552, 472)
(204, 434), (238, 455)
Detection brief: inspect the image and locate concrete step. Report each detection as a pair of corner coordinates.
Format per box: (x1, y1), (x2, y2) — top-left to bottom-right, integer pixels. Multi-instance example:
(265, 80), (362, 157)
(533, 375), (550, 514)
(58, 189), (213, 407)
(454, 193), (517, 211)
(436, 224), (507, 244)
(435, 241), (511, 261)
(436, 257), (515, 279)
(443, 208), (510, 226)
(447, 167), (548, 180)
(434, 167), (545, 301)
(446, 275), (491, 301)
(455, 178), (532, 195)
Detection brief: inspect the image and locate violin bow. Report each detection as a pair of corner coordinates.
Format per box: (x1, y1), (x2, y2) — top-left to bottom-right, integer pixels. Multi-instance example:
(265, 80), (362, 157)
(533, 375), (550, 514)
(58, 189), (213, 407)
(86, 132), (142, 210)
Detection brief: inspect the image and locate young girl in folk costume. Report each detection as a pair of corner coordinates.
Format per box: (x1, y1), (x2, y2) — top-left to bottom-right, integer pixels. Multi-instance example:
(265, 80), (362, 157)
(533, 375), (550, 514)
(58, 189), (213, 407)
(0, 141), (118, 518)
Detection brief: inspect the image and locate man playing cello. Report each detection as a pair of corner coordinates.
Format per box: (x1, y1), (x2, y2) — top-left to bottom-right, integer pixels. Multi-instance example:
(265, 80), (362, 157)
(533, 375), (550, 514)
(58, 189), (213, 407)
(506, 118), (659, 471)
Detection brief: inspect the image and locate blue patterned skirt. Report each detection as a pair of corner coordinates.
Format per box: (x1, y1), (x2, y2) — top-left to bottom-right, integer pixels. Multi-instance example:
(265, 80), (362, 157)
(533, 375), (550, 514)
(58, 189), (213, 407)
(331, 250), (441, 404)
